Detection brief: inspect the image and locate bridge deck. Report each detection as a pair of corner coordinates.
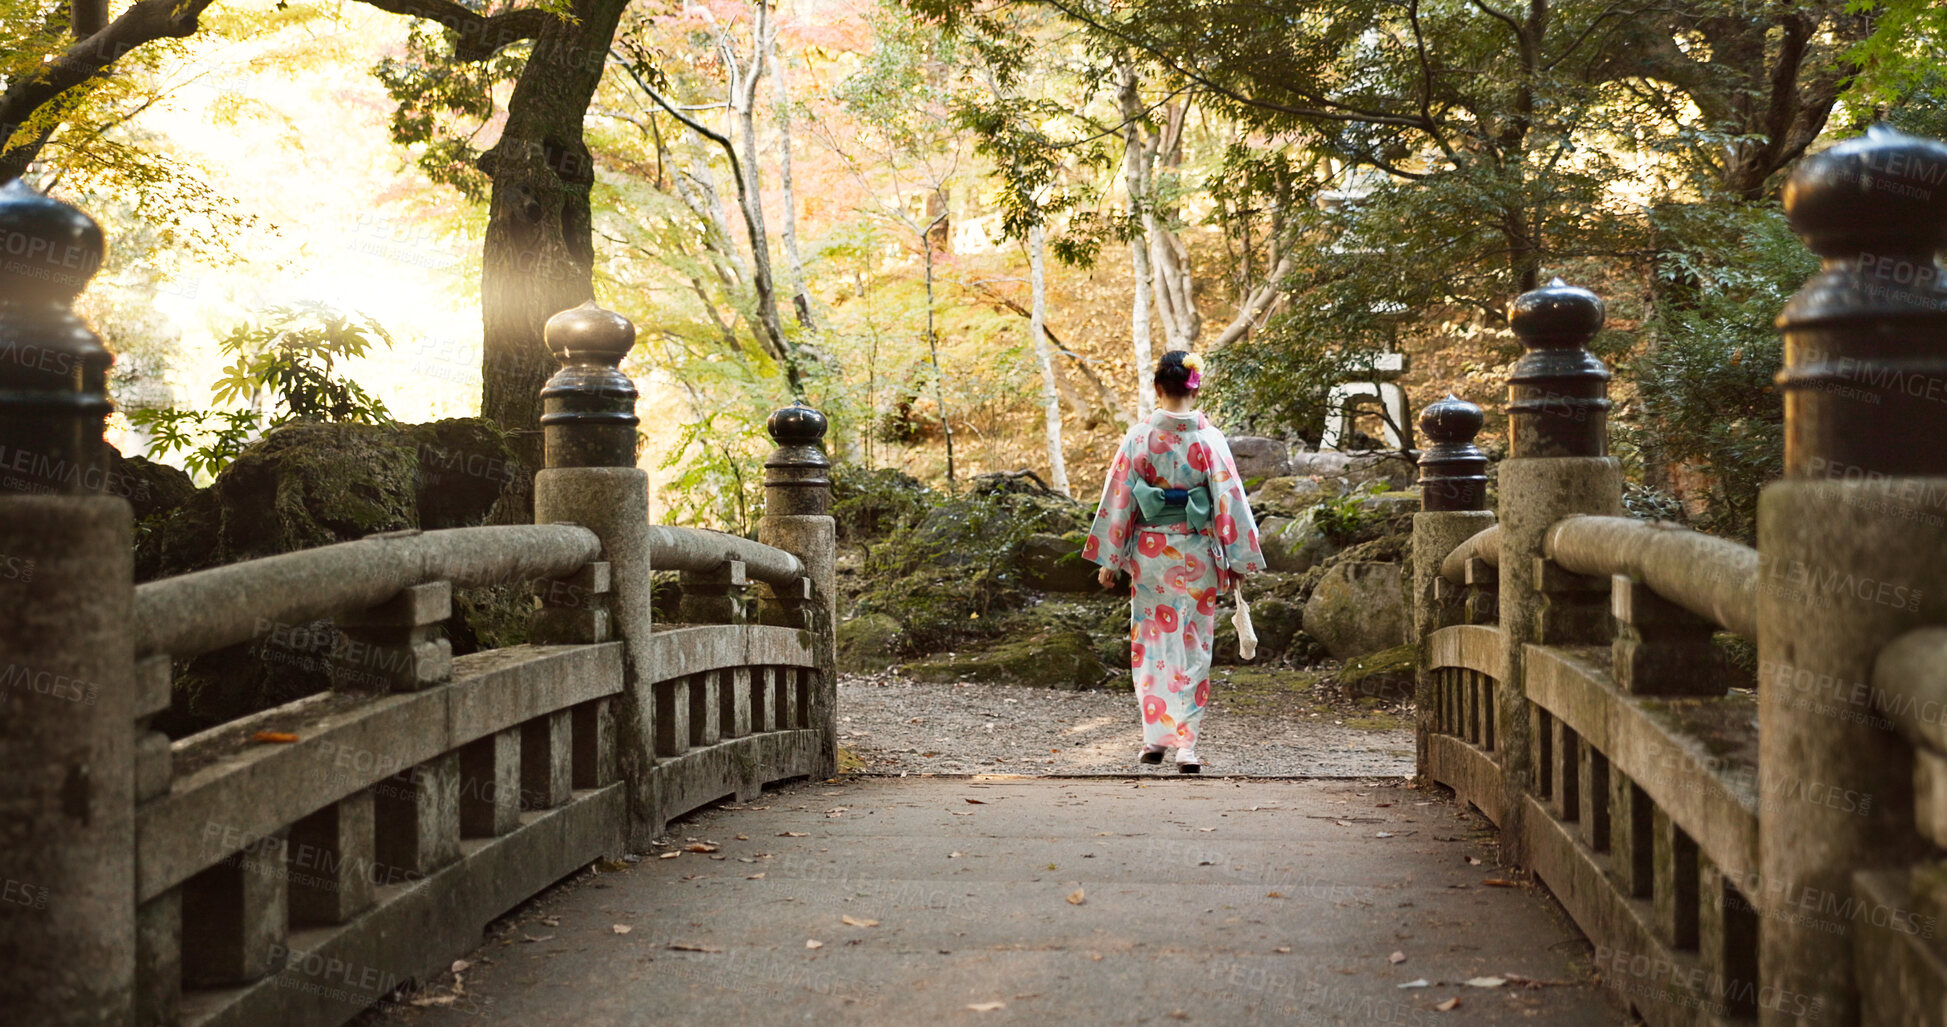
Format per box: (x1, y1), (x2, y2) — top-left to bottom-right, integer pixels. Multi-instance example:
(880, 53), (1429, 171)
(376, 777), (1624, 1026)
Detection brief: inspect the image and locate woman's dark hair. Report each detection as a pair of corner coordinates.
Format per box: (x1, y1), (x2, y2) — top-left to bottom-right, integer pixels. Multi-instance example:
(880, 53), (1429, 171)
(1154, 350), (1198, 398)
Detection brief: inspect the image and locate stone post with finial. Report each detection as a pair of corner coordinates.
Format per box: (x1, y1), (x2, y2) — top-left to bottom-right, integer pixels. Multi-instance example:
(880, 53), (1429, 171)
(529, 300), (661, 846)
(1759, 125), (1947, 1026)
(1411, 394), (1495, 775)
(759, 403), (837, 778)
(0, 180), (137, 1024)
(1493, 278), (1623, 864)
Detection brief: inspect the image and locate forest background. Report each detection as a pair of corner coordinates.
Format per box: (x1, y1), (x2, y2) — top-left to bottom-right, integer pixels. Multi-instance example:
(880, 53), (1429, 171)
(6, 0), (1946, 543)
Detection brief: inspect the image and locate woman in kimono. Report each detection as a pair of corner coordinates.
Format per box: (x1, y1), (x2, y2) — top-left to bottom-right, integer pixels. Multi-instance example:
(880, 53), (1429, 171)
(1083, 350), (1264, 773)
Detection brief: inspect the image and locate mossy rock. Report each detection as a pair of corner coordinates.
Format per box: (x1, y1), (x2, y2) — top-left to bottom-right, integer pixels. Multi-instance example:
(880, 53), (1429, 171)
(1249, 476), (1328, 519)
(903, 629), (1108, 690)
(838, 613), (903, 672)
(1214, 595), (1302, 666)
(139, 418), (529, 737)
(1337, 643), (1417, 701)
(1014, 531), (1099, 592)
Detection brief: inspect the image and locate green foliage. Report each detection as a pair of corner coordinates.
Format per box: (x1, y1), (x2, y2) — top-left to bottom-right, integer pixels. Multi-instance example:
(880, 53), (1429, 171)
(1619, 204), (1818, 542)
(830, 464), (936, 544)
(374, 23), (528, 202)
(1312, 482), (1387, 545)
(656, 412), (768, 537)
(129, 303), (395, 480)
(852, 479), (1088, 654)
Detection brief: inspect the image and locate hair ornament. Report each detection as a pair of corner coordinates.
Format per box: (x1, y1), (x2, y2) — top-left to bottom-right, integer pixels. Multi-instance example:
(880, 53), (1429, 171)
(1185, 370), (1202, 390)
(1181, 352), (1203, 373)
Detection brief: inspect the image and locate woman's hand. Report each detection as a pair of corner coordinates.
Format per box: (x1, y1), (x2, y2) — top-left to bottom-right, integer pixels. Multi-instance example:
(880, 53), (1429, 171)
(1097, 566), (1118, 590)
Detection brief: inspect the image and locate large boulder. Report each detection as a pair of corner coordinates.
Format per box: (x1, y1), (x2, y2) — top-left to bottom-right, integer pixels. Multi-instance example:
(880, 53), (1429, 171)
(140, 418), (531, 736)
(903, 630), (1107, 690)
(1014, 532), (1099, 592)
(1257, 511), (1339, 574)
(1213, 594), (1303, 665)
(838, 613), (903, 672)
(1290, 451), (1418, 492)
(1227, 436), (1290, 482)
(1248, 476), (1327, 519)
(1302, 560), (1409, 659)
(138, 418), (527, 580)
(104, 450), (198, 524)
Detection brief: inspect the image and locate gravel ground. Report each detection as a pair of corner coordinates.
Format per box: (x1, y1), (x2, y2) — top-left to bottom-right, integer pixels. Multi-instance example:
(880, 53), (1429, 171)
(838, 667), (1415, 778)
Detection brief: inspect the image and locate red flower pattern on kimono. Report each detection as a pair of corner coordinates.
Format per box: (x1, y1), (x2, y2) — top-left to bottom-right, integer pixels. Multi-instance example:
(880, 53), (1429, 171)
(1081, 408), (1265, 751)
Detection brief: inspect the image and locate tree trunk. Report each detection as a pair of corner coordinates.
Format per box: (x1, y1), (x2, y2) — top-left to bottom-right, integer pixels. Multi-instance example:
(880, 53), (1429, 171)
(479, 0), (631, 450)
(1028, 224), (1069, 496)
(1117, 60), (1156, 419)
(769, 33), (815, 330)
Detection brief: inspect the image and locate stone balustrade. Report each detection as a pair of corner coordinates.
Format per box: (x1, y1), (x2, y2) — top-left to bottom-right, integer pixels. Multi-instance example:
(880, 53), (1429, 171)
(0, 186), (836, 1027)
(1413, 126), (1947, 1026)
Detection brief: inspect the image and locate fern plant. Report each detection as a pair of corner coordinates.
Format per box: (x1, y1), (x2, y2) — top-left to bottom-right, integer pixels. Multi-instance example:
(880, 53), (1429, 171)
(128, 302), (395, 481)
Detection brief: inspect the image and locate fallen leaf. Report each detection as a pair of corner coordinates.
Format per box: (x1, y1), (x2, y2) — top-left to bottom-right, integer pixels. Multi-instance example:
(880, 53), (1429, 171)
(451, 960), (471, 974)
(1197, 827), (1216, 832)
(521, 934), (554, 943)
(841, 915), (879, 928)
(684, 842), (720, 853)
(1376, 832), (1396, 838)
(1265, 892), (1284, 899)
(1398, 979), (1430, 990)
(658, 852), (681, 860)
(966, 1002), (1006, 1012)
(805, 939), (824, 949)
(965, 798), (988, 804)
(1436, 997), (1461, 1012)
(951, 812), (975, 817)
(779, 832), (808, 837)
(1168, 1011), (1189, 1020)
(252, 731), (299, 744)
(541, 917), (560, 927)
(736, 835), (749, 841)
(948, 851), (963, 859)
(667, 943), (722, 953)
(1482, 879), (1518, 888)
(1335, 820), (1353, 827)
(407, 994), (456, 1007)
(1067, 889), (1086, 905)
(1274, 947), (1292, 954)
(1465, 977), (1507, 988)
(1389, 951), (1407, 964)
(1467, 857), (1482, 866)
(746, 873), (766, 880)
(612, 924), (632, 934)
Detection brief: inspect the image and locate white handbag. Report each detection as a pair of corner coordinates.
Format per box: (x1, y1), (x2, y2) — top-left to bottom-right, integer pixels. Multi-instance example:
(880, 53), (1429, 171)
(1233, 588), (1258, 661)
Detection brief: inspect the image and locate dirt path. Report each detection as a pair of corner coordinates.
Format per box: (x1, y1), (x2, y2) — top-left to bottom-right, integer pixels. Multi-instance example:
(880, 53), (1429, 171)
(837, 666), (1415, 778)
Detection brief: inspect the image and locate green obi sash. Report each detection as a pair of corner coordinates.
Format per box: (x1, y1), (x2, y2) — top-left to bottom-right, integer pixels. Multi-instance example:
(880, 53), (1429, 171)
(1132, 481), (1213, 529)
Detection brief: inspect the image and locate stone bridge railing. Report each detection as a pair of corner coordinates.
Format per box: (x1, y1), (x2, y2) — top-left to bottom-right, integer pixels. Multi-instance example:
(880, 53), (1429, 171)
(1411, 126), (1947, 1026)
(0, 183), (836, 1026)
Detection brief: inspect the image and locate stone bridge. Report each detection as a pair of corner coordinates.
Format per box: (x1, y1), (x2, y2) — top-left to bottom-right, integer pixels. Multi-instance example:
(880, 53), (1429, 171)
(5, 127), (1947, 1026)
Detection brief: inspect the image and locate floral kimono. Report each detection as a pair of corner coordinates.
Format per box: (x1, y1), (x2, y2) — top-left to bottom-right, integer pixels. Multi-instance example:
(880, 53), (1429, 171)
(1082, 408), (1264, 751)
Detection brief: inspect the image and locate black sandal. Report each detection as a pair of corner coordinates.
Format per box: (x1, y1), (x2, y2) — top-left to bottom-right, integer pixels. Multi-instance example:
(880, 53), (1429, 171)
(1177, 761), (1201, 774)
(1138, 746), (1166, 765)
